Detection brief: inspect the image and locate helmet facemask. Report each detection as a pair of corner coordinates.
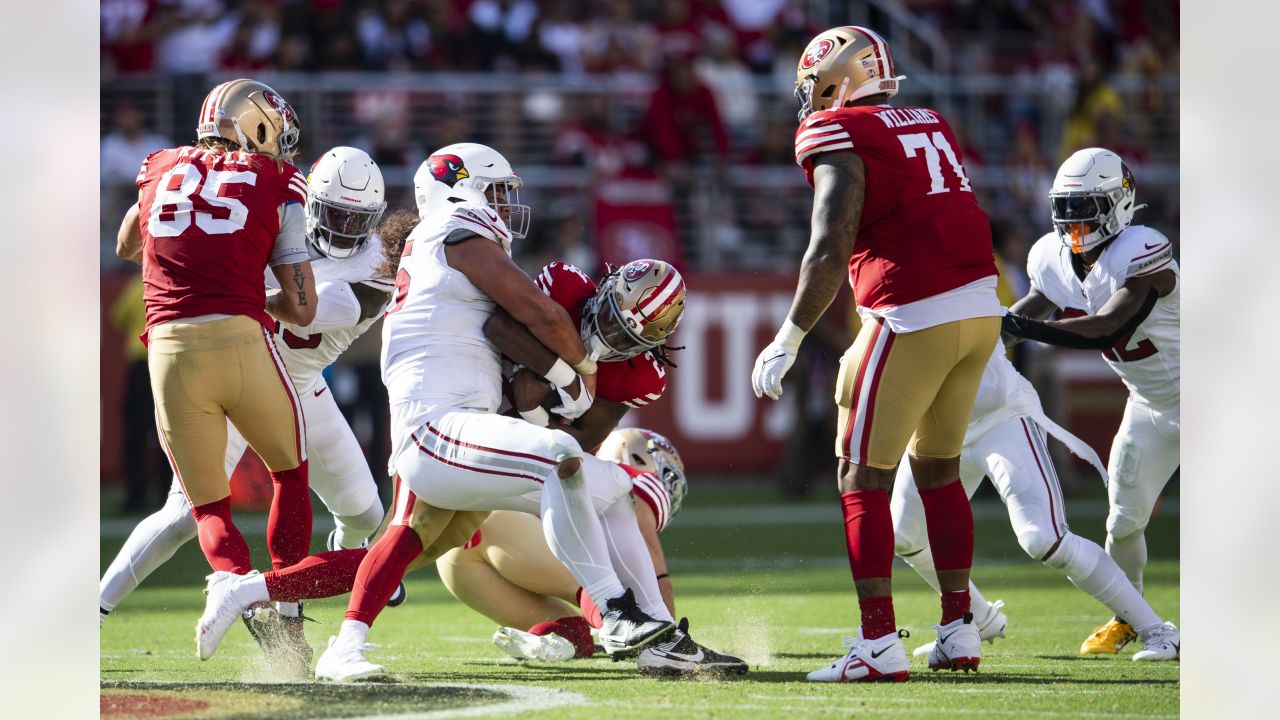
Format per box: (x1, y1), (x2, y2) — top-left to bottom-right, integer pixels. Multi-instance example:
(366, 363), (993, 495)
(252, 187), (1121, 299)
(306, 193), (386, 259)
(479, 178), (530, 239)
(1050, 186), (1130, 255)
(581, 282), (655, 361)
(648, 440), (688, 519)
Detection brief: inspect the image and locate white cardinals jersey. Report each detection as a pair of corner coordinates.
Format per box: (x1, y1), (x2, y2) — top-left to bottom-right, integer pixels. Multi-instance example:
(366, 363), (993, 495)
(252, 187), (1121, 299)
(966, 341), (1107, 480)
(1027, 225), (1179, 409)
(381, 193), (513, 441)
(266, 238), (394, 391)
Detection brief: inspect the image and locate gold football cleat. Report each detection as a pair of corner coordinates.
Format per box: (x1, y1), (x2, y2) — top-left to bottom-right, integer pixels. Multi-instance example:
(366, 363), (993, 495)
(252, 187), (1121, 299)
(1080, 618), (1137, 655)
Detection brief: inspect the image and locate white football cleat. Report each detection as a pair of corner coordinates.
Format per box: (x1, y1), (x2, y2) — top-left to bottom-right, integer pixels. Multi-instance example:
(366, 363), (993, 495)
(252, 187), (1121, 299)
(315, 635), (387, 682)
(1132, 622), (1180, 661)
(914, 599), (1007, 657)
(196, 570), (257, 660)
(807, 629), (909, 683)
(493, 627), (576, 662)
(927, 615), (982, 672)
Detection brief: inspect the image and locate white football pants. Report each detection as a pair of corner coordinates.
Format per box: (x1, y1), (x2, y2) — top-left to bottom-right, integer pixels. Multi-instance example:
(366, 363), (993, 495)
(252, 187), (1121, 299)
(391, 409), (666, 617)
(892, 415), (1163, 632)
(1104, 396), (1180, 593)
(99, 378), (383, 612)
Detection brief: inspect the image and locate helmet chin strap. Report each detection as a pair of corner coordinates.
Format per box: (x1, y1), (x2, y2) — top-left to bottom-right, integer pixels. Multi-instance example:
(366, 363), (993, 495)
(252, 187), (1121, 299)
(833, 76), (851, 109)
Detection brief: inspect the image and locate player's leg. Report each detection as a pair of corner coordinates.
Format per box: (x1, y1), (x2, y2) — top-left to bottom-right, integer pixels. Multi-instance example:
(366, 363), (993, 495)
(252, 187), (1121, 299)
(226, 325), (311, 572)
(100, 426), (249, 621)
(1104, 399), (1179, 593)
(147, 319), (251, 576)
(300, 381), (384, 550)
(905, 316), (1000, 671)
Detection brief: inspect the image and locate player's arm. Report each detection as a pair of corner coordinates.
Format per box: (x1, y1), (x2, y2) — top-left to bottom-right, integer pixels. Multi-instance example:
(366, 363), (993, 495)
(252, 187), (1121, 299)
(634, 500), (674, 617)
(560, 400), (630, 451)
(448, 236), (597, 400)
(266, 203), (317, 326)
(1003, 271), (1173, 350)
(752, 151), (865, 400)
(1009, 287), (1059, 320)
(115, 202), (143, 264)
(281, 281), (390, 334)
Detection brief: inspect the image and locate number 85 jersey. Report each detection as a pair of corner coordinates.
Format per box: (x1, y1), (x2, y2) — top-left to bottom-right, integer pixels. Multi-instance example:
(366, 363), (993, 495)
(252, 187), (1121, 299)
(795, 104), (997, 324)
(1027, 226), (1180, 409)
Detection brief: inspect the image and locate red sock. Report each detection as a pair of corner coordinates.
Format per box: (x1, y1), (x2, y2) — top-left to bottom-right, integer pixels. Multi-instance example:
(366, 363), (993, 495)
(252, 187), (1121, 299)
(575, 587), (603, 628)
(190, 497), (252, 574)
(941, 590), (971, 625)
(840, 490), (894, 580)
(344, 524), (422, 627)
(918, 480), (975, 623)
(264, 548), (368, 602)
(530, 615), (595, 658)
(859, 596), (897, 640)
(267, 460), (312, 571)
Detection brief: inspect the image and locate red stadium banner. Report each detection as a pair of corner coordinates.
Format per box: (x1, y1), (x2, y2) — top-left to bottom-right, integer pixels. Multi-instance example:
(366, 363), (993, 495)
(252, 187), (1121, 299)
(592, 169), (684, 270)
(623, 273), (815, 473)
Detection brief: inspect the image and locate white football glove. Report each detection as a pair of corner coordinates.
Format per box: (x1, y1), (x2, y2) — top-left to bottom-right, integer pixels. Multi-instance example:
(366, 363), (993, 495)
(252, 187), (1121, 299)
(550, 377), (594, 420)
(751, 319), (808, 401)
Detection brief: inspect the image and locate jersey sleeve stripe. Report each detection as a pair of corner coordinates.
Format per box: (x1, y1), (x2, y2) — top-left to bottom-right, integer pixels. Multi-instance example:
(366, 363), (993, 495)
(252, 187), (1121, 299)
(796, 140), (855, 165)
(634, 473), (671, 530)
(644, 392), (662, 401)
(796, 124), (847, 142)
(1126, 246), (1174, 277)
(796, 132), (852, 155)
(537, 266), (553, 294)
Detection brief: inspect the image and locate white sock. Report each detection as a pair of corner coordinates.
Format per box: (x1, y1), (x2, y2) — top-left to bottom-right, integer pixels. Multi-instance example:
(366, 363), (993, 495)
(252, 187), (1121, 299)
(99, 492), (198, 612)
(898, 543), (993, 619)
(600, 495), (674, 623)
(1047, 533), (1160, 633)
(338, 619), (370, 646)
(1105, 531), (1147, 594)
(332, 499), (384, 549)
(540, 455), (625, 608)
(240, 573), (271, 607)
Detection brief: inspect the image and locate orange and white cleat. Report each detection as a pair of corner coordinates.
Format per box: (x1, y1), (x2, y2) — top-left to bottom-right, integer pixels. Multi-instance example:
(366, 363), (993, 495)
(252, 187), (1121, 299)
(1080, 617), (1137, 655)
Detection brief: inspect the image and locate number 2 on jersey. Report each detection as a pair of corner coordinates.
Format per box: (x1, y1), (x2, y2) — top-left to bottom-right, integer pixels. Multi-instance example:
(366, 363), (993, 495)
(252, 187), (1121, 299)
(1103, 330), (1158, 362)
(898, 132), (972, 195)
(149, 163), (257, 237)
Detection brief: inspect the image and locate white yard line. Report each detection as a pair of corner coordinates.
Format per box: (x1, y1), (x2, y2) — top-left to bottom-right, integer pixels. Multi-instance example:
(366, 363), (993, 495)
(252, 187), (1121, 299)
(311, 683), (585, 720)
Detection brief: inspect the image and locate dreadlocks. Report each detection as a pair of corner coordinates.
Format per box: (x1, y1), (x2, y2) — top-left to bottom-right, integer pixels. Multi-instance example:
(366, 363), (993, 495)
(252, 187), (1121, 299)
(375, 208), (420, 279)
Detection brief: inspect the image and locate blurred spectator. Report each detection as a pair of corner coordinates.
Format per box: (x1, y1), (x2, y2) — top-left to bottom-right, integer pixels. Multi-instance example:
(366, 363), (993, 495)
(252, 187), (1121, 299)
(110, 276), (161, 513)
(155, 0), (234, 75)
(102, 0), (169, 75)
(536, 0), (586, 75)
(469, 0), (541, 71)
(694, 26), (758, 141)
(552, 94), (644, 176)
(358, 0), (430, 71)
(641, 60), (730, 170)
(582, 0), (659, 75)
(101, 103), (169, 184)
(1059, 59), (1123, 160)
(1007, 122), (1053, 223)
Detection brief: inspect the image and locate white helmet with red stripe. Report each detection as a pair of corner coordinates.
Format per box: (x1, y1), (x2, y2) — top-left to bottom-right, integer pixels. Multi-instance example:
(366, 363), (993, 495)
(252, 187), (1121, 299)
(794, 26), (906, 121)
(196, 78), (301, 159)
(581, 259), (685, 362)
(597, 427), (687, 521)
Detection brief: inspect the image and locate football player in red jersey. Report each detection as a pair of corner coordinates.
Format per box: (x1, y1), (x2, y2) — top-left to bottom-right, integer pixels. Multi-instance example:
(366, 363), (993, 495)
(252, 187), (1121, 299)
(751, 27), (1004, 682)
(115, 79), (319, 658)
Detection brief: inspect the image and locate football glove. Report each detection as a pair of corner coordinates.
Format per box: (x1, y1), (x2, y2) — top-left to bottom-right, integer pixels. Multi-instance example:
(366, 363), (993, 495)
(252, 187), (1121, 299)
(751, 319), (807, 400)
(550, 377), (594, 420)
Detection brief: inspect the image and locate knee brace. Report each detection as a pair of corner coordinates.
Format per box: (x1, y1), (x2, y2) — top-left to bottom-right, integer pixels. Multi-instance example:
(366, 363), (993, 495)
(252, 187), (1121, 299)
(1105, 505), (1150, 541)
(334, 498), (385, 545)
(1041, 533), (1099, 577)
(548, 430), (584, 487)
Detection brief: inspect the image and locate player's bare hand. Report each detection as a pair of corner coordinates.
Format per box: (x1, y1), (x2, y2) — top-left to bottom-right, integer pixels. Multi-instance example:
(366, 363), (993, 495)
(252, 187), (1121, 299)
(510, 367), (553, 412)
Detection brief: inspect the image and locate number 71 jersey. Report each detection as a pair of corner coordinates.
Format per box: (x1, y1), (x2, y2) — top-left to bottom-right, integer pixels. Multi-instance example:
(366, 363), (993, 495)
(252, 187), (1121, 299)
(1028, 226), (1180, 409)
(794, 104), (996, 315)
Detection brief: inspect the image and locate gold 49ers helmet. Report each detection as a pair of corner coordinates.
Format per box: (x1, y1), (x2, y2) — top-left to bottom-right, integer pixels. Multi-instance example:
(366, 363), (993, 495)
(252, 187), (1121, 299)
(582, 259), (685, 362)
(597, 428), (688, 519)
(794, 26), (906, 121)
(196, 78), (301, 159)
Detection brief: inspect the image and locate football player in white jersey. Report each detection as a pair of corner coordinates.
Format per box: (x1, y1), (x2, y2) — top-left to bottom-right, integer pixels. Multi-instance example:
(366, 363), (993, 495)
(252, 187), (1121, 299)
(194, 144), (683, 681)
(1001, 148), (1179, 656)
(100, 147), (393, 655)
(886, 342), (1180, 663)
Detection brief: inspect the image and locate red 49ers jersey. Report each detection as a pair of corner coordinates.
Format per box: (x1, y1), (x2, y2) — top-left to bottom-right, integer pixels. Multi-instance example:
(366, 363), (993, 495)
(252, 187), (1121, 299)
(534, 262), (667, 409)
(136, 145), (308, 332)
(795, 105), (996, 313)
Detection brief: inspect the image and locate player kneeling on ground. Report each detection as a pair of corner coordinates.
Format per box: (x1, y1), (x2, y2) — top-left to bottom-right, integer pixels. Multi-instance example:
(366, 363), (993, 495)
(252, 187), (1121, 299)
(437, 428), (747, 676)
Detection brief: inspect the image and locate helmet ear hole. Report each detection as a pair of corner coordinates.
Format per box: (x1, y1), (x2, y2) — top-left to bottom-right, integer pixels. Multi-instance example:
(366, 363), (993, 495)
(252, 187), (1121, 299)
(820, 85), (837, 98)
(257, 123), (267, 144)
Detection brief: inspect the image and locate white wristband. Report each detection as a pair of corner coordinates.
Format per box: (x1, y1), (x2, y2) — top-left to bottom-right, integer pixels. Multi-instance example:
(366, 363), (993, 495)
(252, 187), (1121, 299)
(545, 358), (577, 388)
(519, 406), (552, 426)
(774, 318), (808, 351)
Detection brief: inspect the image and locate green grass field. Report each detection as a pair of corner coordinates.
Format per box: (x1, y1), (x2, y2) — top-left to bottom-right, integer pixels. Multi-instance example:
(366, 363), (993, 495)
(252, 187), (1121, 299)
(101, 484), (1179, 719)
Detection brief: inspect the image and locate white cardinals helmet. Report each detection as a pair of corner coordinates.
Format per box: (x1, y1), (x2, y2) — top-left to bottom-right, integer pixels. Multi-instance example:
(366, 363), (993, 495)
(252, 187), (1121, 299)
(413, 142), (530, 239)
(1050, 148), (1143, 255)
(306, 146), (387, 259)
(596, 427), (688, 519)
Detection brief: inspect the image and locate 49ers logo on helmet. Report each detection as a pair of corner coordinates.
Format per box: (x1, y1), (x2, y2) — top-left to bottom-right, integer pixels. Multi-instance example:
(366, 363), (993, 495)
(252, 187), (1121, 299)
(800, 38), (835, 69)
(641, 430), (676, 456)
(427, 154), (469, 186)
(261, 89), (296, 122)
(623, 260), (653, 282)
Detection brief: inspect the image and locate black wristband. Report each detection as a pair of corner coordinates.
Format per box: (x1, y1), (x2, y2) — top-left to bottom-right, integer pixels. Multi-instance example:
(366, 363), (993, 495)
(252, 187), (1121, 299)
(655, 573), (670, 581)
